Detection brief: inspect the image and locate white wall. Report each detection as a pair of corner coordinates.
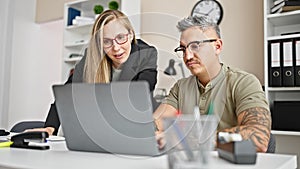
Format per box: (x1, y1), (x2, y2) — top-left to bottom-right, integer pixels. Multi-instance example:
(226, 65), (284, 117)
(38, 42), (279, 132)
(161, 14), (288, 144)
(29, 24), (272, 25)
(140, 12), (191, 92)
(0, 0), (14, 128)
(5, 0), (63, 129)
(219, 0), (264, 83)
(141, 0), (196, 92)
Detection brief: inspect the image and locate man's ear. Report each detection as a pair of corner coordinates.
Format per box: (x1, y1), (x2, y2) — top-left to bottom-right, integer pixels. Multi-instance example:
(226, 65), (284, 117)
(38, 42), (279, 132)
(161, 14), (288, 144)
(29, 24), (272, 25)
(215, 39), (223, 55)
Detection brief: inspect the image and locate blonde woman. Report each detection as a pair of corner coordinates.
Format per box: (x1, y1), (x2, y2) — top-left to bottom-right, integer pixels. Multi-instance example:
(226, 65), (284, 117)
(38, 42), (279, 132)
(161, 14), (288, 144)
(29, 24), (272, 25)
(34, 10), (158, 135)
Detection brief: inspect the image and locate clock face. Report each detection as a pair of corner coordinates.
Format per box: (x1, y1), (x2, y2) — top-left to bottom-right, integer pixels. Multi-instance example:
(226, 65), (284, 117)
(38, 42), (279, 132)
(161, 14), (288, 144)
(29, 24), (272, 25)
(191, 0), (223, 25)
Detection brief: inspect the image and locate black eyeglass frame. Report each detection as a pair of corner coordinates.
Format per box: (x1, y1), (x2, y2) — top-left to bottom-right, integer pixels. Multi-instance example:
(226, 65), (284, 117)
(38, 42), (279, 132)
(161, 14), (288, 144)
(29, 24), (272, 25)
(174, 39), (217, 54)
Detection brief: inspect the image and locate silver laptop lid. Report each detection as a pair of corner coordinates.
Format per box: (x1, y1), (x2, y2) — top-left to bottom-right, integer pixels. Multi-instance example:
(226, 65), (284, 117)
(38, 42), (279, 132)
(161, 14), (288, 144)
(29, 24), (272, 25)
(53, 81), (161, 156)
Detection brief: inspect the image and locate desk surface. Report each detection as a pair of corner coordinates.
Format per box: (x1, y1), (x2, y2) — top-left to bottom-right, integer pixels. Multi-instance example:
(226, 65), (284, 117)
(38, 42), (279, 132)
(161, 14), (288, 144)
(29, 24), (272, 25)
(0, 140), (297, 169)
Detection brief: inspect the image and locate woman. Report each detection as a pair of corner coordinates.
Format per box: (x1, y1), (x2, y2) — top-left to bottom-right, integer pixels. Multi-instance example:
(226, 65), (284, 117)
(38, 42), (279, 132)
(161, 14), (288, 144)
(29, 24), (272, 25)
(35, 10), (158, 135)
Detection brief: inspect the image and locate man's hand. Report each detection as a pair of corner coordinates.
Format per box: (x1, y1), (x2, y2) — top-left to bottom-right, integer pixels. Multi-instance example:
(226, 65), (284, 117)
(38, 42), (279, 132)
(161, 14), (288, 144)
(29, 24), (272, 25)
(24, 127), (55, 136)
(153, 103), (178, 150)
(155, 131), (166, 150)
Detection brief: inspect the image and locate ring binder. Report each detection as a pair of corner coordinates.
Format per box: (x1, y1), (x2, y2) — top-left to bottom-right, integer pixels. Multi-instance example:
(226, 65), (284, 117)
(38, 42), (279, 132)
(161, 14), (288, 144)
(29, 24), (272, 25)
(295, 38), (300, 86)
(282, 39), (294, 87)
(269, 40), (282, 87)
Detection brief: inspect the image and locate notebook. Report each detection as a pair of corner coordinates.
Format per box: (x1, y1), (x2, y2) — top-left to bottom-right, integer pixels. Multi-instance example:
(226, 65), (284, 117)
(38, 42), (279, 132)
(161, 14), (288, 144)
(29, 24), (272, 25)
(52, 81), (163, 156)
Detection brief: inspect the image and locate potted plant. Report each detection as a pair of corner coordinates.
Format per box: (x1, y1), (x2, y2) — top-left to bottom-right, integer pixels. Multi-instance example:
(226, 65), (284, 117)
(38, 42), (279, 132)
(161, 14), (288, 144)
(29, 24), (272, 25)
(94, 5), (104, 18)
(108, 1), (119, 10)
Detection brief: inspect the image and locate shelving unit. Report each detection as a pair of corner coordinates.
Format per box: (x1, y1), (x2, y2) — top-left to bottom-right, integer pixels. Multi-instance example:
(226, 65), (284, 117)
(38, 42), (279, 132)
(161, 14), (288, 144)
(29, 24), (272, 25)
(264, 0), (300, 165)
(62, 0), (141, 81)
(264, 0), (300, 124)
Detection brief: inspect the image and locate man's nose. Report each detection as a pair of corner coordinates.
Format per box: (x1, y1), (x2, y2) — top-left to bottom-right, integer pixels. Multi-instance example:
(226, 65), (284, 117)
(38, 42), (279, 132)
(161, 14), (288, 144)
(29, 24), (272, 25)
(184, 49), (193, 60)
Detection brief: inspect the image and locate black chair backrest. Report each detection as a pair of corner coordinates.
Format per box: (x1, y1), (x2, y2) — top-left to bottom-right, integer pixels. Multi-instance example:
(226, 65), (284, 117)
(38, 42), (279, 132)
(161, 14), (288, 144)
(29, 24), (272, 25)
(266, 133), (276, 153)
(10, 121), (45, 133)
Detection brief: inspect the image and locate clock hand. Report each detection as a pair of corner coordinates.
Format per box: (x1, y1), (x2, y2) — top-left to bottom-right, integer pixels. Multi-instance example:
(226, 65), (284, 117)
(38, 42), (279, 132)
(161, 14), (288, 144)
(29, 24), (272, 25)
(197, 9), (213, 16)
(195, 11), (207, 15)
(207, 8), (214, 15)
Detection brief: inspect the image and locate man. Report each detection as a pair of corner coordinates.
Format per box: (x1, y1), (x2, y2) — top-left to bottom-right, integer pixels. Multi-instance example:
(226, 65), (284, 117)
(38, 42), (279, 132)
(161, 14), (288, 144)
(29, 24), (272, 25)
(154, 15), (271, 152)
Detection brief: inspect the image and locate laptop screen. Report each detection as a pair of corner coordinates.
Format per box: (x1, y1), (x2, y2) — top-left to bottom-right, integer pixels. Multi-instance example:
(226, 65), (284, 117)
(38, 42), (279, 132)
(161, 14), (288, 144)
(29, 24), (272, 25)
(53, 81), (162, 156)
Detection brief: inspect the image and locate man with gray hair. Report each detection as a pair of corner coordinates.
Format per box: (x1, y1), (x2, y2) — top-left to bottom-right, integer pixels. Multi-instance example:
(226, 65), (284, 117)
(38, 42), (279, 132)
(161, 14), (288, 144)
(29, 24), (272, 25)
(154, 15), (271, 152)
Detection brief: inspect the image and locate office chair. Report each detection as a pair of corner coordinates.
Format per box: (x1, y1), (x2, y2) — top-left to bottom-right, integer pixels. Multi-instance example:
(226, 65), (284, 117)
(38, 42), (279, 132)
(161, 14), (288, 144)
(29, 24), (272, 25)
(261, 86), (276, 153)
(266, 133), (276, 153)
(10, 121), (45, 133)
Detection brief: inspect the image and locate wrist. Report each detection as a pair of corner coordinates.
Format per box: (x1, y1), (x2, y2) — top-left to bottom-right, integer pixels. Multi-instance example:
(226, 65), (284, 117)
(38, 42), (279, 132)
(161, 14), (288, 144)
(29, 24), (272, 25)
(45, 127), (55, 135)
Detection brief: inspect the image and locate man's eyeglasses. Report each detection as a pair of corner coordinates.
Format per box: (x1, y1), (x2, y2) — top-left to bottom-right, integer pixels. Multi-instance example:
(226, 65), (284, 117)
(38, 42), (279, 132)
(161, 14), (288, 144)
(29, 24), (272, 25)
(103, 33), (130, 48)
(174, 39), (217, 58)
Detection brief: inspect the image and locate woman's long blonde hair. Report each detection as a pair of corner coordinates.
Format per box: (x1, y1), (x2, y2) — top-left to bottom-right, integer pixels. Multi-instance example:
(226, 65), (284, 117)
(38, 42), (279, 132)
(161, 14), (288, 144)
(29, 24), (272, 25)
(83, 10), (137, 83)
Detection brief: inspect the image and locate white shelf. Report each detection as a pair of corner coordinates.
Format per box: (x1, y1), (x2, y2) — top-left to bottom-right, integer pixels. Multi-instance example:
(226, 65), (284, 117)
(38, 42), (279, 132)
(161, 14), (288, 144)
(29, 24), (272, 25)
(267, 10), (300, 26)
(66, 23), (93, 34)
(68, 0), (94, 10)
(272, 130), (300, 136)
(64, 57), (82, 63)
(267, 33), (300, 40)
(268, 87), (300, 91)
(68, 0), (111, 11)
(64, 41), (88, 48)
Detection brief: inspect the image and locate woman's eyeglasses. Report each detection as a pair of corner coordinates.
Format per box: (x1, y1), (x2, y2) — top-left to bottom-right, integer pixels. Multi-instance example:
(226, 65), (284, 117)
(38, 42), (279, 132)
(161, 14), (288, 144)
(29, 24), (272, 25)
(103, 33), (130, 48)
(174, 39), (217, 58)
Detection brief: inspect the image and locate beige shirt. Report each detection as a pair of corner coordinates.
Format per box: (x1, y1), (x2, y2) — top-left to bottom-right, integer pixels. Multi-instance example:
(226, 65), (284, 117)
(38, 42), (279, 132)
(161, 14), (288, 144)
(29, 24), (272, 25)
(164, 64), (270, 130)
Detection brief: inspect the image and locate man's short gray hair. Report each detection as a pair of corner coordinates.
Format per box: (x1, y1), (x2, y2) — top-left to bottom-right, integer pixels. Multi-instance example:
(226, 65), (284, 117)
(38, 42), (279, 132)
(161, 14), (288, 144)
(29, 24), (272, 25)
(177, 15), (221, 38)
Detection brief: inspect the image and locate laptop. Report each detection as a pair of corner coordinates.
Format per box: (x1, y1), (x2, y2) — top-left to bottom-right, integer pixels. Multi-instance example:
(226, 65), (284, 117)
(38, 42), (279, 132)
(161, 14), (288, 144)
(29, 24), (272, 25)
(52, 81), (164, 156)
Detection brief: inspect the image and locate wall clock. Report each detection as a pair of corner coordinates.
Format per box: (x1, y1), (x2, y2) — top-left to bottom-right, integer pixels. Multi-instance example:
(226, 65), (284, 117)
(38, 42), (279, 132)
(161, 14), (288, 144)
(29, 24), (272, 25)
(191, 0), (223, 25)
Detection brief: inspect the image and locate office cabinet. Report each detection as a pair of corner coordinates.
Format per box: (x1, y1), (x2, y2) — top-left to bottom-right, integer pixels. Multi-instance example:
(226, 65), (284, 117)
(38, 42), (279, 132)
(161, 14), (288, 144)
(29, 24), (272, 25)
(62, 0), (141, 81)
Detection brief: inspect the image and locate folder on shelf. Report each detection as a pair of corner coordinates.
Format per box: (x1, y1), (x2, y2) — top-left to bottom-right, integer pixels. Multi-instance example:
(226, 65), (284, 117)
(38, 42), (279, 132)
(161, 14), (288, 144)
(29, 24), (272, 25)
(67, 7), (81, 26)
(273, 0), (285, 6)
(295, 38), (300, 86)
(269, 41), (282, 87)
(271, 1), (285, 13)
(282, 39), (294, 86)
(271, 0), (300, 14)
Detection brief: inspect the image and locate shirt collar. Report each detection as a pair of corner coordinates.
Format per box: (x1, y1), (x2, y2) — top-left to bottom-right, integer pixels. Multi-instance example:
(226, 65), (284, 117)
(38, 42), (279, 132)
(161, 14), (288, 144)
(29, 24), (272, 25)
(197, 63), (227, 93)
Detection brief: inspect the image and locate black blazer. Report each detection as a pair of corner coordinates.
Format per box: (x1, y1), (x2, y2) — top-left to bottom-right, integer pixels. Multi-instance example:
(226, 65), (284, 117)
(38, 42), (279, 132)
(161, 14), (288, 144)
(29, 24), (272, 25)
(44, 39), (158, 135)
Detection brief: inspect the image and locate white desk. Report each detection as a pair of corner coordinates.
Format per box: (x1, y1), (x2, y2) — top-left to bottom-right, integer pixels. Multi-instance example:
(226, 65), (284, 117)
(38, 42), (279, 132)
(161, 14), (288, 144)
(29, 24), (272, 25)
(0, 141), (297, 169)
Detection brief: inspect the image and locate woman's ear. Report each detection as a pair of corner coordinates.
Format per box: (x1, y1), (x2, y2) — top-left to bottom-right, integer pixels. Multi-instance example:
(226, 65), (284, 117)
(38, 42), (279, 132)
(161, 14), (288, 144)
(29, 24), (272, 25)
(129, 30), (134, 41)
